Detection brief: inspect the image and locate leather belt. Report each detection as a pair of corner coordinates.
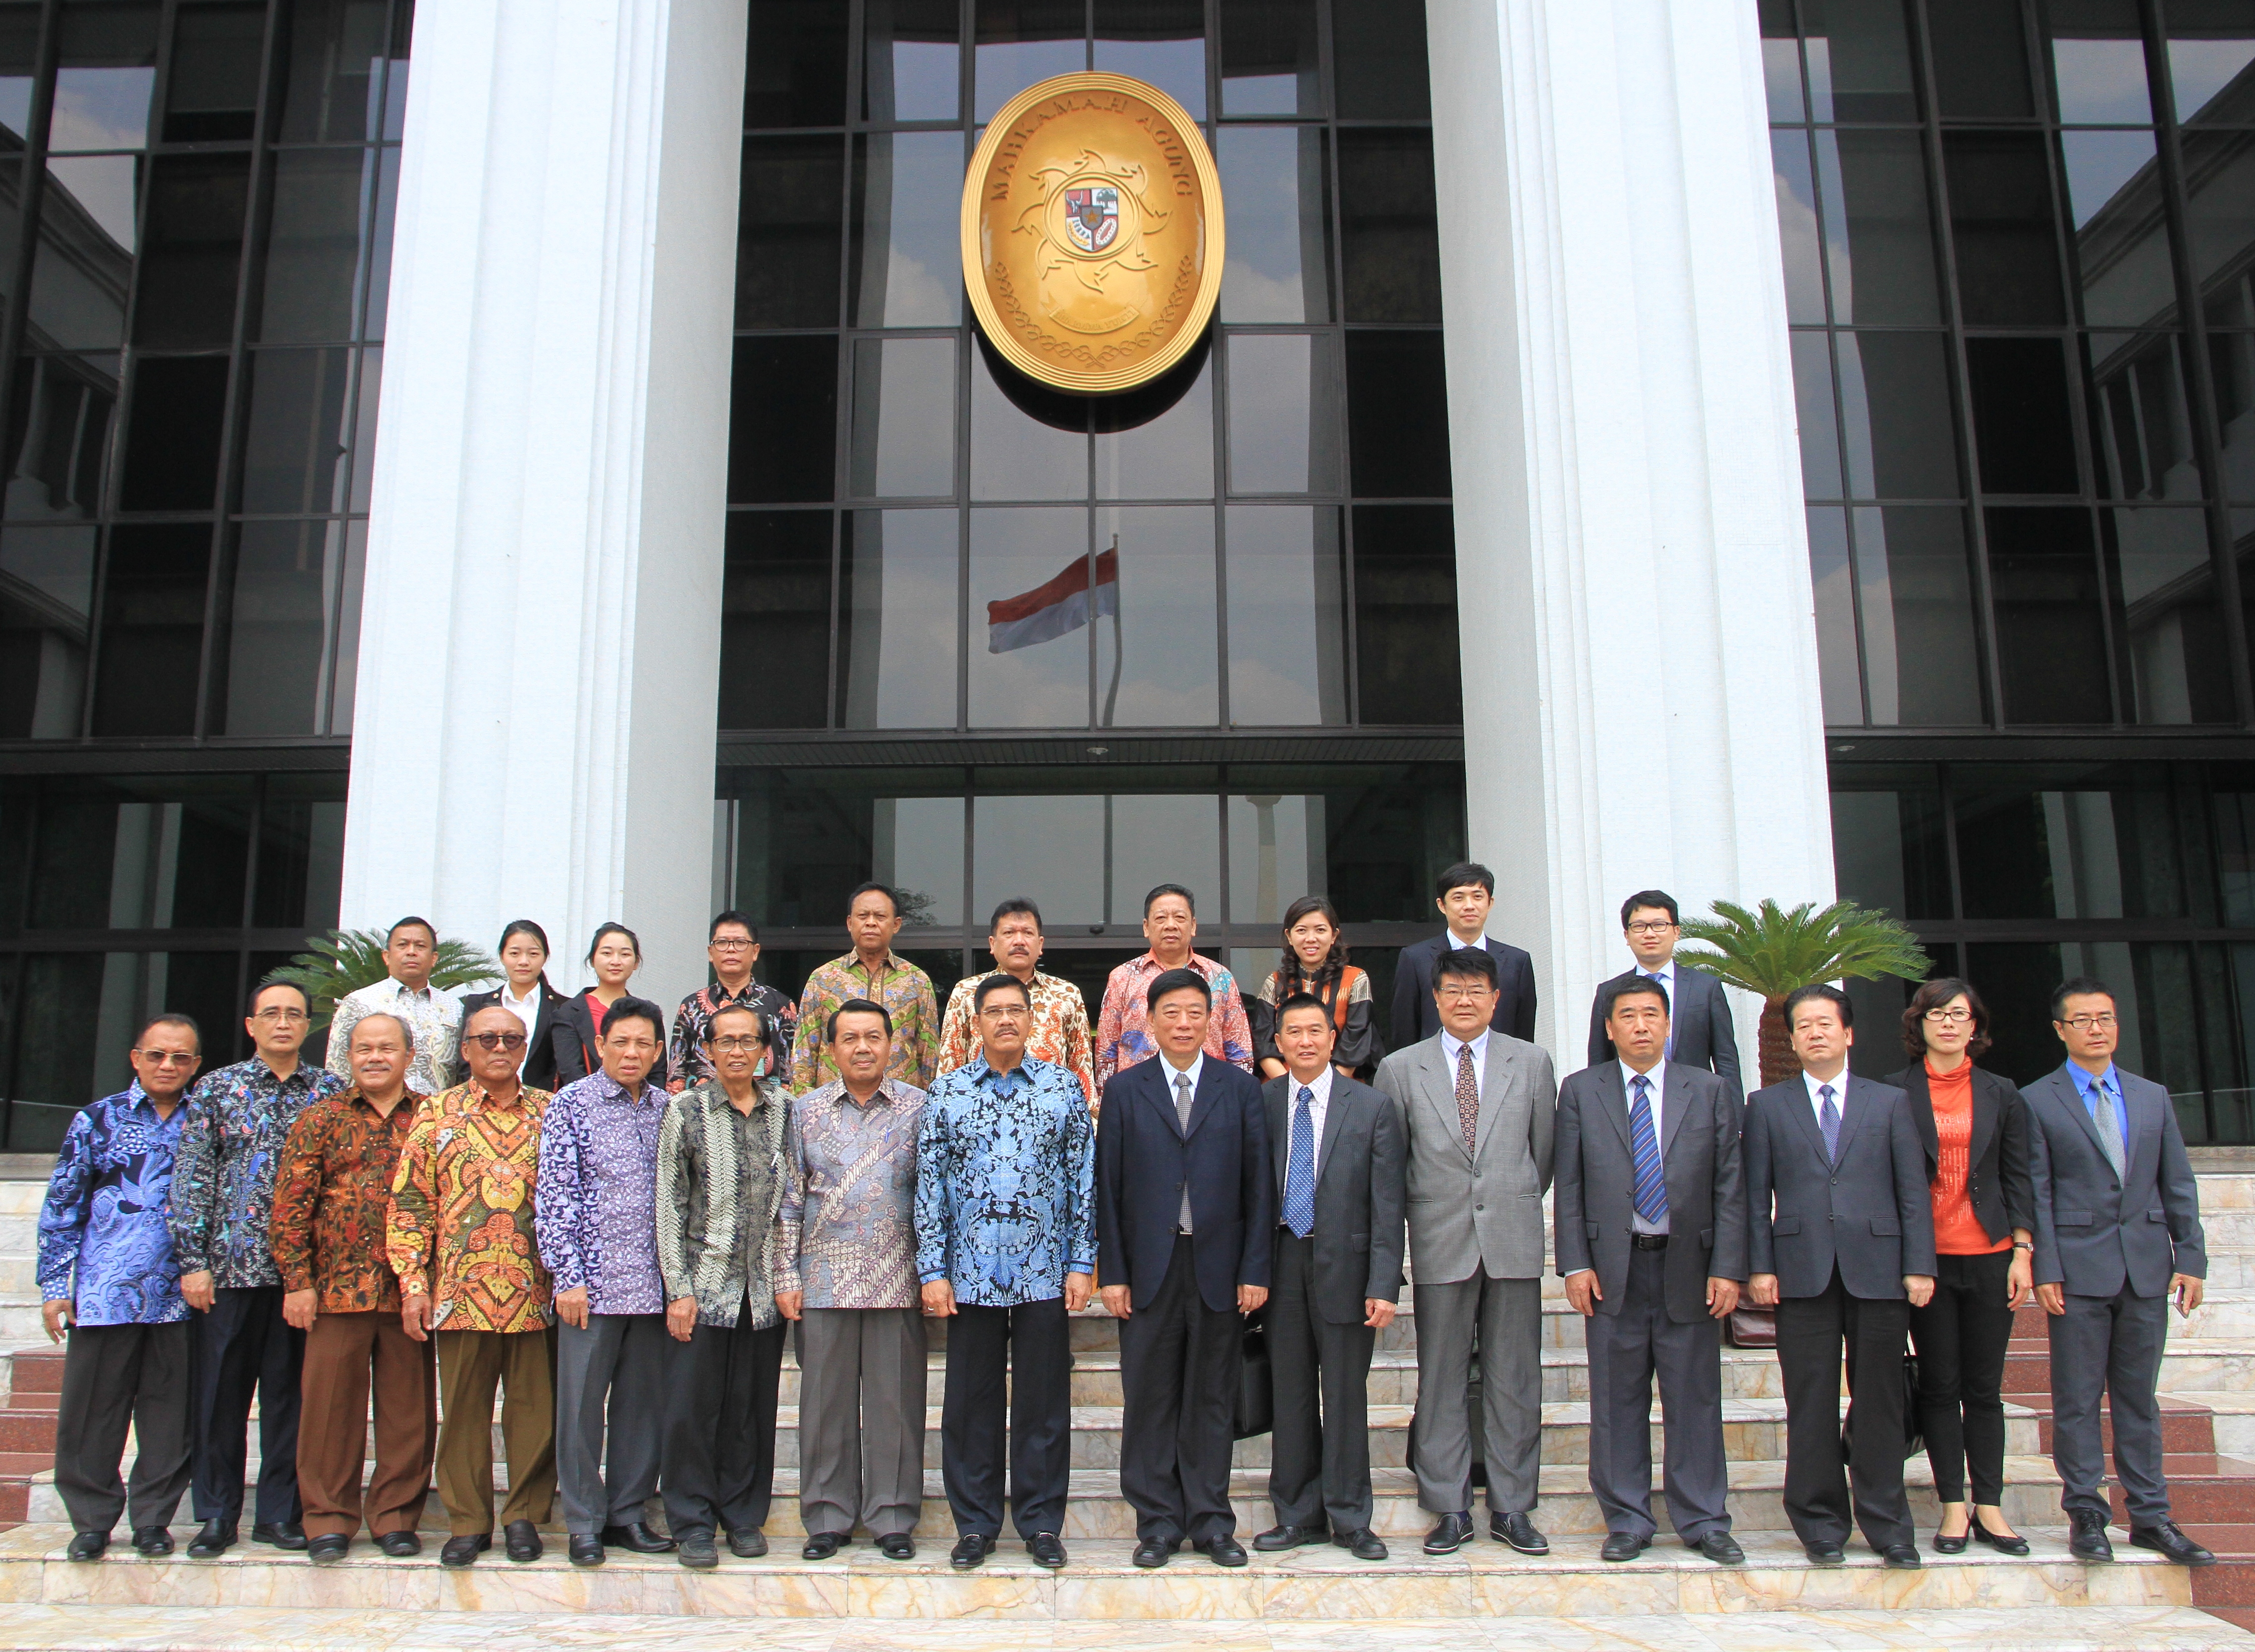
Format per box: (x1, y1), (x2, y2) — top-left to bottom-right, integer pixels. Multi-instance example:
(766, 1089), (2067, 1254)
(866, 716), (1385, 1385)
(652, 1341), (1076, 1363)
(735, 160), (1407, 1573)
(1630, 1233), (1670, 1251)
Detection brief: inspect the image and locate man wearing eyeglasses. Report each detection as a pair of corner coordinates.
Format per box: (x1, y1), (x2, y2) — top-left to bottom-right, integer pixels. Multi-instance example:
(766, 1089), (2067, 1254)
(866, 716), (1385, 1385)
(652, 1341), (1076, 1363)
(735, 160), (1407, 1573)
(387, 1004), (556, 1568)
(668, 912), (797, 1093)
(2026, 976), (2212, 1568)
(166, 980), (347, 1558)
(1584, 891), (1741, 1098)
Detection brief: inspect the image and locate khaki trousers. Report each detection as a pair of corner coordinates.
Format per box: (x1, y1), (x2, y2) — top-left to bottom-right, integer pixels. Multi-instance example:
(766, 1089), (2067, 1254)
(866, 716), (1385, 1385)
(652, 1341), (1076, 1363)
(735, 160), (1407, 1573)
(435, 1327), (557, 1535)
(297, 1310), (436, 1540)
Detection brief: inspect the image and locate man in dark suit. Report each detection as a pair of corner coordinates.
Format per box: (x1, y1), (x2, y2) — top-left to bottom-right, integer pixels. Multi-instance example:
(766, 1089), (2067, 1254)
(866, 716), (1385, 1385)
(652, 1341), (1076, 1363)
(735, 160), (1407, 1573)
(1555, 977), (1746, 1566)
(1096, 968), (1272, 1570)
(1390, 862), (1538, 1050)
(1253, 994), (1405, 1561)
(1745, 984), (1932, 1569)
(1583, 891), (1740, 1096)
(2027, 976), (2212, 1567)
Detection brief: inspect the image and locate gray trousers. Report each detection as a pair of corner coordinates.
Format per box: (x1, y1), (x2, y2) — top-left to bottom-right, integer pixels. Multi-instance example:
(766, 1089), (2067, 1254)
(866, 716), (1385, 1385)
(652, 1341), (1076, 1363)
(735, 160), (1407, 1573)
(555, 1313), (665, 1536)
(1584, 1245), (1729, 1542)
(1411, 1272), (1540, 1516)
(2050, 1286), (2171, 1526)
(55, 1321), (193, 1535)
(795, 1307), (926, 1538)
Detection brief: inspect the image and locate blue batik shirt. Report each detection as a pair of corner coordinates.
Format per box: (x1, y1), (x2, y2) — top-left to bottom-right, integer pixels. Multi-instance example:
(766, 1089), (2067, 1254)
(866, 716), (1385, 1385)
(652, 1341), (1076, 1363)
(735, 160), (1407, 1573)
(915, 1056), (1095, 1307)
(167, 1056), (348, 1289)
(38, 1083), (189, 1324)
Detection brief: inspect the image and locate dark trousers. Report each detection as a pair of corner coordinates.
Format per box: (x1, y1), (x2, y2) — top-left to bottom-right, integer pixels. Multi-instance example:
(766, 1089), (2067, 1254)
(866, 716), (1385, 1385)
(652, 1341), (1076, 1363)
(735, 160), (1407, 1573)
(434, 1328), (556, 1535)
(556, 1313), (667, 1536)
(1909, 1249), (2014, 1505)
(942, 1296), (1071, 1541)
(188, 1285), (302, 1527)
(2050, 1285), (2172, 1526)
(1775, 1266), (1913, 1550)
(1266, 1230), (1376, 1535)
(296, 1310), (437, 1540)
(54, 1321), (193, 1535)
(662, 1309), (787, 1540)
(1117, 1234), (1240, 1546)
(1583, 1243), (1729, 1543)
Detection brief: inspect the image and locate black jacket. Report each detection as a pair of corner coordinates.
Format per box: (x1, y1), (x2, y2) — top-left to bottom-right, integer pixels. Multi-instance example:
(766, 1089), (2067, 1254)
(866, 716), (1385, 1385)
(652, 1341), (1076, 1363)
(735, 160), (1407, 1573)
(1585, 966), (1741, 1095)
(1389, 934), (1538, 1051)
(1096, 1056), (1273, 1313)
(551, 991), (671, 1090)
(458, 981), (574, 1092)
(1745, 1074), (1935, 1300)
(1262, 1071), (1405, 1321)
(1880, 1062), (2036, 1248)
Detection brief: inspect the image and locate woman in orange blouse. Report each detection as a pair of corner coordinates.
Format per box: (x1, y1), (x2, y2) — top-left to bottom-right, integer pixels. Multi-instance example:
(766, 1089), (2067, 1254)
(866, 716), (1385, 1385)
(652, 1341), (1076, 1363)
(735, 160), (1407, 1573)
(1883, 977), (2035, 1556)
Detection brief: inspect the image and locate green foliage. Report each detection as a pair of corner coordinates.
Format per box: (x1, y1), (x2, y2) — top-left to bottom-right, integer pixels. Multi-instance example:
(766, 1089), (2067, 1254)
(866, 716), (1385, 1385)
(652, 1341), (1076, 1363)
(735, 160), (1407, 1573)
(262, 928), (500, 1030)
(1674, 898), (1930, 1003)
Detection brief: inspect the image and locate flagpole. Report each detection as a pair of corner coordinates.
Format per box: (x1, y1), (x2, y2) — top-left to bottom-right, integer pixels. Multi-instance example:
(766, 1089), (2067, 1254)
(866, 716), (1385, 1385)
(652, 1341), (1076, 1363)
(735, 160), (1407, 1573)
(1100, 534), (1122, 728)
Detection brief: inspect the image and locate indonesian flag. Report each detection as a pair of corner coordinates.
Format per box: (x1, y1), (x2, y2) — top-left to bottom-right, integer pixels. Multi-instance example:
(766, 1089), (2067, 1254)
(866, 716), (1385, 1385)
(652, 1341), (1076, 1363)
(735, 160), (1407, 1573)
(986, 546), (1118, 654)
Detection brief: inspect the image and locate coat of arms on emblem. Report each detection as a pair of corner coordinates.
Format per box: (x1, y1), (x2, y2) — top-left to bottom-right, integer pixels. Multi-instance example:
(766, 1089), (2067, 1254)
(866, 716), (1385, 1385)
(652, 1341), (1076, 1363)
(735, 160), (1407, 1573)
(1064, 185), (1119, 252)
(1015, 153), (1166, 336)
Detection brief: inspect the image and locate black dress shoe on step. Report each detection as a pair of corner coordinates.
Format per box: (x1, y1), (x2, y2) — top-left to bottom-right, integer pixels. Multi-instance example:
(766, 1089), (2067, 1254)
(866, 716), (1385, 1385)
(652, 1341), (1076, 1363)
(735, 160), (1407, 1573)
(1027, 1532), (1067, 1569)
(307, 1535), (350, 1565)
(951, 1533), (995, 1569)
(567, 1535), (605, 1567)
(1254, 1523), (1326, 1551)
(440, 1534), (489, 1569)
(1196, 1535), (1248, 1567)
(726, 1528), (766, 1559)
(251, 1521), (305, 1550)
(878, 1532), (916, 1560)
(1336, 1529), (1387, 1561)
(131, 1526), (173, 1556)
(676, 1532), (718, 1569)
(375, 1531), (421, 1557)
(1131, 1537), (1174, 1568)
(1971, 1520), (2028, 1556)
(1880, 1544), (1922, 1569)
(1692, 1531), (1744, 1566)
(504, 1521), (543, 1563)
(2131, 1522), (2216, 1566)
(1423, 1511), (1474, 1555)
(64, 1532), (106, 1562)
(601, 1522), (674, 1554)
(1803, 1540), (1846, 1566)
(1600, 1531), (1649, 1562)
(2069, 1509), (2115, 1562)
(187, 1519), (236, 1558)
(1491, 1511), (1548, 1555)
(801, 1531), (846, 1560)
(1932, 1527), (1969, 1554)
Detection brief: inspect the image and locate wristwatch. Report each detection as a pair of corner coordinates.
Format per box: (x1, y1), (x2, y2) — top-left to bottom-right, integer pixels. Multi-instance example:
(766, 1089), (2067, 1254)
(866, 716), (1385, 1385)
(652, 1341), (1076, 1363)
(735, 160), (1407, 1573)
(2013, 1240), (2035, 1252)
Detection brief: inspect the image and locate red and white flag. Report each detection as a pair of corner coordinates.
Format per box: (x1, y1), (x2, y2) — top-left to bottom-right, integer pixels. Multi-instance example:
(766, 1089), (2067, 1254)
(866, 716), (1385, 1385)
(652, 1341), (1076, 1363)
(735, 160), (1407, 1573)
(986, 546), (1118, 654)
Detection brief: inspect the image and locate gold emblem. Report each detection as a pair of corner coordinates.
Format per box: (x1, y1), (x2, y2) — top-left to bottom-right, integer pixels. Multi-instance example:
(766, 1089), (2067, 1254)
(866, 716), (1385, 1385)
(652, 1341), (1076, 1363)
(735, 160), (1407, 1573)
(961, 72), (1224, 394)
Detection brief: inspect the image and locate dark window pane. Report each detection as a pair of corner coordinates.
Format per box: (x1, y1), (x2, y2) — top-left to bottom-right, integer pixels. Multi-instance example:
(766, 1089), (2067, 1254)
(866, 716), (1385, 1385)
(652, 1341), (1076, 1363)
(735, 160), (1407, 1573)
(1337, 128), (1440, 322)
(238, 348), (350, 514)
(1829, 766), (1951, 918)
(1792, 332), (1844, 499)
(49, 2), (158, 151)
(0, 161), (21, 322)
(92, 523), (211, 734)
(118, 354), (227, 510)
(1773, 132), (1825, 325)
(975, 0), (1083, 124)
(254, 773), (346, 931)
(360, 146), (397, 341)
(968, 505), (1090, 725)
(1820, 130), (1941, 325)
(1333, 0), (1430, 119)
(2107, 507), (2234, 722)
(973, 791), (1113, 925)
(384, 0), (410, 139)
(2166, 0), (2255, 124)
(1220, 127), (1332, 322)
(719, 510), (831, 728)
(219, 519), (347, 736)
(162, 2), (265, 142)
(1955, 765), (2188, 919)
(728, 335), (838, 503)
(1943, 133), (2066, 325)
(850, 132), (963, 327)
(2067, 131), (2177, 328)
(0, 524), (96, 737)
(1929, 0), (2035, 117)
(2090, 332), (2197, 499)
(2210, 334), (2255, 485)
(32, 155), (137, 349)
(318, 518), (363, 734)
(1352, 503), (1458, 723)
(1985, 505), (2113, 722)
(971, 341), (1085, 499)
(1096, 0), (1205, 117)
(863, 0), (960, 123)
(1345, 331), (1449, 497)
(6, 354), (117, 520)
(1096, 353), (1214, 501)
(744, 0), (849, 127)
(2044, 0), (2152, 122)
(850, 335), (956, 498)
(1225, 503), (1346, 725)
(1808, 505), (1864, 720)
(133, 154), (250, 347)
(1760, 0), (1805, 122)
(1096, 504), (1217, 726)
(1802, 0), (1920, 121)
(1227, 332), (1339, 494)
(1220, 0), (1320, 116)
(840, 508), (958, 728)
(1852, 505), (1985, 724)
(276, 0), (388, 142)
(1966, 336), (2080, 495)
(345, 344), (380, 512)
(736, 134), (844, 328)
(2183, 133), (2255, 303)
(1960, 941), (2066, 1081)
(255, 149), (374, 343)
(1838, 331), (1962, 497)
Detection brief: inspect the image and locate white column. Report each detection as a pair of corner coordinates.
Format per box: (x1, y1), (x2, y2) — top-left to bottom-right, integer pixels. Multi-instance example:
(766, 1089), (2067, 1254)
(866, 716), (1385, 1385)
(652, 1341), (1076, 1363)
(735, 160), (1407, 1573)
(1426, 0), (1835, 1071)
(338, 0), (746, 1005)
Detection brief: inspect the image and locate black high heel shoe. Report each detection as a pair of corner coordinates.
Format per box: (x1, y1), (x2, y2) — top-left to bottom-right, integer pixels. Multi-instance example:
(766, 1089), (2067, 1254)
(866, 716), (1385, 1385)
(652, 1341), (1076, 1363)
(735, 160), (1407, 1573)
(1931, 1525), (1970, 1555)
(1972, 1519), (2030, 1556)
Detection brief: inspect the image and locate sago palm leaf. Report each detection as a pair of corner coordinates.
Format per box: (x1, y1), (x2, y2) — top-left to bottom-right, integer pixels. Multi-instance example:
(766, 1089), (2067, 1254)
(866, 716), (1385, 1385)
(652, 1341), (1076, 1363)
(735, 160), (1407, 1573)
(1674, 899), (1930, 1000)
(262, 927), (500, 1030)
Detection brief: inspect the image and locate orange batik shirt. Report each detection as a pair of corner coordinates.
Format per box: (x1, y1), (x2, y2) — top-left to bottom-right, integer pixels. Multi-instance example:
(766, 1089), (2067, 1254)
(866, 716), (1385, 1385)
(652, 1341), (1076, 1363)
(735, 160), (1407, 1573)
(386, 1080), (554, 1332)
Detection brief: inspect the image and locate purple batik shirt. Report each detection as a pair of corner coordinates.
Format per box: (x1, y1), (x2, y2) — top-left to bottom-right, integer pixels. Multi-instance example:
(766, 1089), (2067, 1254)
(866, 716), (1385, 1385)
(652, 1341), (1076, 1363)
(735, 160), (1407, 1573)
(535, 1069), (667, 1316)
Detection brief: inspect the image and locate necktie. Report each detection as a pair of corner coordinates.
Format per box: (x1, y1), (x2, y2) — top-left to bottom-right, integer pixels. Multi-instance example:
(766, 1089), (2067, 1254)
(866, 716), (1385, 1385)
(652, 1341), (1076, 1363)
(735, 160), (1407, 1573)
(1818, 1083), (1840, 1164)
(2090, 1078), (2126, 1177)
(1643, 971), (1674, 1059)
(1629, 1073), (1666, 1226)
(1454, 1044), (1480, 1155)
(1175, 1071), (1196, 1232)
(1283, 1086), (1317, 1238)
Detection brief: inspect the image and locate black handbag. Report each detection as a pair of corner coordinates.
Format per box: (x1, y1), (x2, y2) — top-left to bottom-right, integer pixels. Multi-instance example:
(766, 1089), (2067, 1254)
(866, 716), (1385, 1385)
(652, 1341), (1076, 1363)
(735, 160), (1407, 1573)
(1725, 1305), (1777, 1348)
(1840, 1350), (1924, 1462)
(1233, 1310), (1274, 1439)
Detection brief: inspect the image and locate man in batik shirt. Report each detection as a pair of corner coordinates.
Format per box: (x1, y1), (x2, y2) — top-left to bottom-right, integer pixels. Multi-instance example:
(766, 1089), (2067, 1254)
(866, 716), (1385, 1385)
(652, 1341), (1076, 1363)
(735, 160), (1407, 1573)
(791, 883), (939, 1092)
(326, 915), (461, 1096)
(1093, 883), (1255, 1091)
(668, 910), (796, 1090)
(935, 899), (1096, 1106)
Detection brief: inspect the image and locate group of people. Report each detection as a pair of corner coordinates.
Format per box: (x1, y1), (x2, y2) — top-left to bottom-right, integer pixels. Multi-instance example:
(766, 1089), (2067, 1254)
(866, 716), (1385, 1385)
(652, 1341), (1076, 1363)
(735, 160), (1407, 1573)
(32, 862), (2214, 1577)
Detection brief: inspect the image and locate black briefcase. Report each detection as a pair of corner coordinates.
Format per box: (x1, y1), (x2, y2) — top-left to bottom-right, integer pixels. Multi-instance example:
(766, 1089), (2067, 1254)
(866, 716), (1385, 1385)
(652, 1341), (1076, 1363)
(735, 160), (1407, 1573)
(1840, 1350), (1924, 1462)
(1234, 1310), (1274, 1439)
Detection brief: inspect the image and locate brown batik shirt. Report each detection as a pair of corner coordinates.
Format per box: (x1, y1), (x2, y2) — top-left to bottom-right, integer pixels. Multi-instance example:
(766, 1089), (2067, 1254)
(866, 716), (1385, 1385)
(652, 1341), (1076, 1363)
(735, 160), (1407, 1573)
(271, 1086), (425, 1314)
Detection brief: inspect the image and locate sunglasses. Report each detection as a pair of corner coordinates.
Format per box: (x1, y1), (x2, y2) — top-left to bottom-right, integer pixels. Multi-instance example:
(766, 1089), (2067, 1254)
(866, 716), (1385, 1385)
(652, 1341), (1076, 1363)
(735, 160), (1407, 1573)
(465, 1031), (529, 1052)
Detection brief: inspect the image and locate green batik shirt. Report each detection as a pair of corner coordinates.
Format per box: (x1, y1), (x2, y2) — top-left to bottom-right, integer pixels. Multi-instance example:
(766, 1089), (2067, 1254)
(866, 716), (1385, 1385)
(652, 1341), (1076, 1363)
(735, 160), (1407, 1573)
(790, 951), (939, 1094)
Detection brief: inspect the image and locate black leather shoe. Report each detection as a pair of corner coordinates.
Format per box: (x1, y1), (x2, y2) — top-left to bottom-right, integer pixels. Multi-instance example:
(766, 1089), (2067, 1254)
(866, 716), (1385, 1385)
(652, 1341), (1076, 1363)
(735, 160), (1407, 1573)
(64, 1531), (106, 1562)
(726, 1528), (766, 1559)
(251, 1521), (305, 1550)
(1880, 1543), (1922, 1569)
(802, 1531), (845, 1560)
(951, 1533), (994, 1569)
(568, 1534), (605, 1567)
(188, 1519), (236, 1558)
(1804, 1540), (1846, 1566)
(1132, 1537), (1174, 1568)
(131, 1526), (173, 1556)
(1692, 1531), (1744, 1566)
(307, 1534), (350, 1565)
(1027, 1532), (1067, 1569)
(1491, 1511), (1548, 1555)
(440, 1534), (489, 1569)
(1254, 1523), (1327, 1551)
(2131, 1522), (2216, 1566)
(677, 1532), (718, 1569)
(376, 1530), (421, 1557)
(1931, 1527), (1969, 1555)
(2069, 1509), (2115, 1562)
(878, 1532), (915, 1560)
(505, 1520), (543, 1563)
(1424, 1511), (1474, 1555)
(1600, 1531), (1649, 1562)
(601, 1522), (674, 1554)
(1971, 1518), (2028, 1556)
(1197, 1535), (1249, 1567)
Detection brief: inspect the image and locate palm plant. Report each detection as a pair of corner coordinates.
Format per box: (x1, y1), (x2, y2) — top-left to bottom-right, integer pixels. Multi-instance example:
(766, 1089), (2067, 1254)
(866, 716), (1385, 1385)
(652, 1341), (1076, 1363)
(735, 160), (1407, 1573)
(263, 927), (501, 1032)
(1674, 899), (1931, 1087)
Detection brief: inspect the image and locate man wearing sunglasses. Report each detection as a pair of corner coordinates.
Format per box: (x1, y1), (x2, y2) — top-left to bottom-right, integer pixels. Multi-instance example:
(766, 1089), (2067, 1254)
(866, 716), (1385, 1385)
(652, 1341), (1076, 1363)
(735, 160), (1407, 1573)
(388, 1004), (556, 1567)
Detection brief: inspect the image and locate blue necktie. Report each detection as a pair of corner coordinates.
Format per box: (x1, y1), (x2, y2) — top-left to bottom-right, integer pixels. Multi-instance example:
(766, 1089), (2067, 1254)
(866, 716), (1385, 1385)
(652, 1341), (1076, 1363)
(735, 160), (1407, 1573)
(1629, 1073), (1666, 1225)
(1642, 971), (1674, 1059)
(1283, 1086), (1317, 1239)
(1819, 1083), (1840, 1164)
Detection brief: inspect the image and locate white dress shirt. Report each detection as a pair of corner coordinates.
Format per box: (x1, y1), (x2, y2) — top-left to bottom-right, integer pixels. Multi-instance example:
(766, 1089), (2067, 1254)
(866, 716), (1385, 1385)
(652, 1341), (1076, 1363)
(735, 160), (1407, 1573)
(1619, 1059), (1668, 1235)
(1281, 1065), (1334, 1183)
(498, 982), (541, 1072)
(1449, 931), (1488, 951)
(1439, 1028), (1490, 1108)
(1159, 1050), (1204, 1231)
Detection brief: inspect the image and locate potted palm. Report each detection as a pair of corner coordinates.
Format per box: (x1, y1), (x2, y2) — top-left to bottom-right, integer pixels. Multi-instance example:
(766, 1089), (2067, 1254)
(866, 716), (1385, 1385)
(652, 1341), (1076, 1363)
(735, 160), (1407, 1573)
(263, 927), (501, 1035)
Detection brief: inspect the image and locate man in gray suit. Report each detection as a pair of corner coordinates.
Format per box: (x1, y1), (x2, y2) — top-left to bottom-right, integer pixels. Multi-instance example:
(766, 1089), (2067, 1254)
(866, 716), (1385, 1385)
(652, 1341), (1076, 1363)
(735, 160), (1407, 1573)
(1555, 977), (1747, 1565)
(1255, 994), (1406, 1561)
(1584, 891), (1740, 1096)
(2027, 975), (2212, 1567)
(1745, 984), (1932, 1569)
(1374, 946), (1555, 1557)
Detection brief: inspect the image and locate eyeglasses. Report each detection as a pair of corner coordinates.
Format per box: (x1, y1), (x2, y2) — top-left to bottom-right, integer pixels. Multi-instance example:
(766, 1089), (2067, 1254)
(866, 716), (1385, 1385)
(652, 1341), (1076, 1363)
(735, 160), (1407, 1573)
(2061, 1013), (2118, 1031)
(1437, 984), (1495, 1002)
(711, 939), (753, 951)
(133, 1050), (198, 1066)
(710, 1035), (765, 1053)
(1625, 920), (1677, 935)
(1923, 1008), (1974, 1025)
(465, 1031), (529, 1052)
(250, 1007), (309, 1024)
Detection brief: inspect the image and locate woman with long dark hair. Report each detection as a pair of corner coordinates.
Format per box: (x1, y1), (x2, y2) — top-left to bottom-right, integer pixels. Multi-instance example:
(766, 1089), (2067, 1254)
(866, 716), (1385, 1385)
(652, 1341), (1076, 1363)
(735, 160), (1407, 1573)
(1250, 895), (1380, 1080)
(459, 919), (572, 1090)
(554, 922), (663, 1086)
(1883, 976), (2035, 1556)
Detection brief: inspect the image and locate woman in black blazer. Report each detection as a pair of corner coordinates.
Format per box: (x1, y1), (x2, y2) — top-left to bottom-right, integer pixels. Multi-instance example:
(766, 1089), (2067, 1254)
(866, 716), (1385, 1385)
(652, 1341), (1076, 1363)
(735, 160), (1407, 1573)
(1882, 976), (2036, 1556)
(458, 919), (573, 1092)
(551, 921), (668, 1087)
